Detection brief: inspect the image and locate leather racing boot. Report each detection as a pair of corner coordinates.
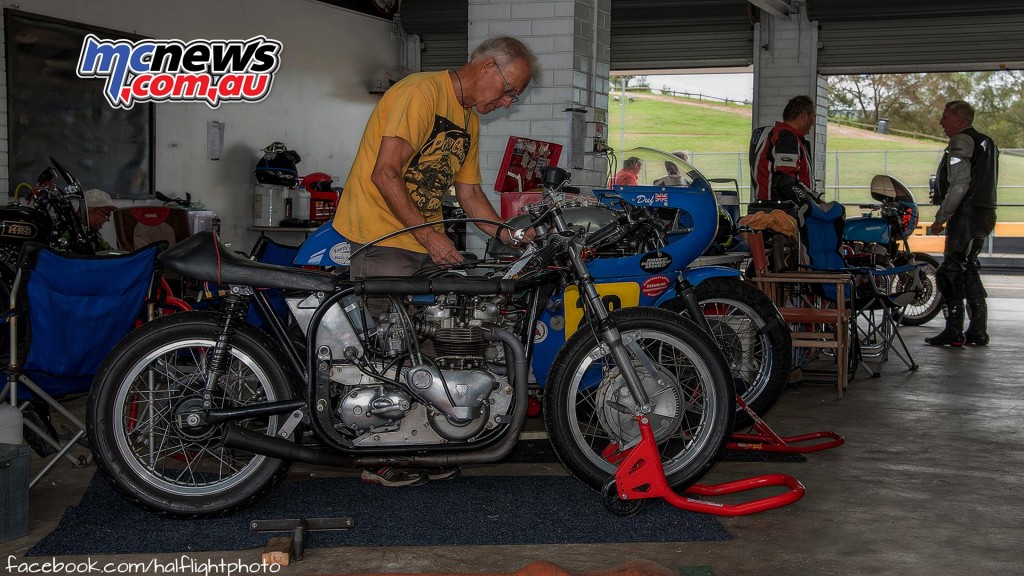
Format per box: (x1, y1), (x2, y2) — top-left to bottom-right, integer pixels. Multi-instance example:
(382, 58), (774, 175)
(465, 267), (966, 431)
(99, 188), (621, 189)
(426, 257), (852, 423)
(964, 299), (990, 346)
(925, 304), (966, 347)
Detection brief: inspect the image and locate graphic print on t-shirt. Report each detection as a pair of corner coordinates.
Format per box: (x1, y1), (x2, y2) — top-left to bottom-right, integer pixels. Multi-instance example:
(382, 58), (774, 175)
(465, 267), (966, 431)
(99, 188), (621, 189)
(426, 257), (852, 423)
(406, 114), (470, 219)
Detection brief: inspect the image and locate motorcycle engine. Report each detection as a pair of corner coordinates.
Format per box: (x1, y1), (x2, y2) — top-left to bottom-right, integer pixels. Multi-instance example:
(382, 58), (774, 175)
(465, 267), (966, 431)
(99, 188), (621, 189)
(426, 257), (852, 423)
(416, 294), (502, 369)
(325, 293), (512, 444)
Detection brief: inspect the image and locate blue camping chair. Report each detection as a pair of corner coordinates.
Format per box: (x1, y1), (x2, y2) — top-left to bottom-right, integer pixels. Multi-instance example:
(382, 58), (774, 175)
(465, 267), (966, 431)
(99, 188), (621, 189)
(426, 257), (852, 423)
(798, 201), (921, 378)
(1, 241), (164, 487)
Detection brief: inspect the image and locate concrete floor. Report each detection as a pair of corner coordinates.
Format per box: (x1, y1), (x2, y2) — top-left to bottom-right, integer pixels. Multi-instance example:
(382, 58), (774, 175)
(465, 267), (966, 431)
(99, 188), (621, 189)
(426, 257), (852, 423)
(3, 284), (1023, 576)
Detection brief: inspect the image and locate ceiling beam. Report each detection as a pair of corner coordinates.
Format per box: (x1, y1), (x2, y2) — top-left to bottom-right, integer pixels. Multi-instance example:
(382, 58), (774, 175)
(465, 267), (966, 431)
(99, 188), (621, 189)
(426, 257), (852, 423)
(747, 0), (792, 19)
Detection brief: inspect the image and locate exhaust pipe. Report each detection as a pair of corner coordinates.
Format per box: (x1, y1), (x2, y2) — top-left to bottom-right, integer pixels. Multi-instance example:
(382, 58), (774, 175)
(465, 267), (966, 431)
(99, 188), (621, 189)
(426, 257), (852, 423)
(223, 425), (357, 468)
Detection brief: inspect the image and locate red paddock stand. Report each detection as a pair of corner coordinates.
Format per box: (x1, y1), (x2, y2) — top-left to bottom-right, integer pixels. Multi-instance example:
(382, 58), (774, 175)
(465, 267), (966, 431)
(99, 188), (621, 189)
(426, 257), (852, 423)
(602, 415), (806, 517)
(728, 397), (844, 453)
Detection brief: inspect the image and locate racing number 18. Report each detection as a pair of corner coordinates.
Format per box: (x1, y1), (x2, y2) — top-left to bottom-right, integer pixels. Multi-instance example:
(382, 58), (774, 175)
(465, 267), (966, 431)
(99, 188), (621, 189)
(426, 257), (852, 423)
(563, 282), (641, 337)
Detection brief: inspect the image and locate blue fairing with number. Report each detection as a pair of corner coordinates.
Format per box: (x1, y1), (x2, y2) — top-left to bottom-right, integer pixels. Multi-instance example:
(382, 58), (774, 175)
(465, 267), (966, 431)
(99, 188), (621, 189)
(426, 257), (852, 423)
(529, 183), (739, 387)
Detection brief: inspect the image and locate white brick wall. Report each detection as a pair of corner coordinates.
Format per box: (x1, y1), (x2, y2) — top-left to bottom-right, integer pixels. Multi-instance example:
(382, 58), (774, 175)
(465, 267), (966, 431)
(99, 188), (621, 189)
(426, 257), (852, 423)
(0, 22), (7, 199)
(752, 5), (827, 193)
(468, 0), (611, 252)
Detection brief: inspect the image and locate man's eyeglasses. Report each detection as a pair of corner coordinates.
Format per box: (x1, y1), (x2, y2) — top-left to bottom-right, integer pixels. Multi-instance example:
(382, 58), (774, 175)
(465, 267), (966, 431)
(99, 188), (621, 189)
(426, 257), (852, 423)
(493, 60), (520, 104)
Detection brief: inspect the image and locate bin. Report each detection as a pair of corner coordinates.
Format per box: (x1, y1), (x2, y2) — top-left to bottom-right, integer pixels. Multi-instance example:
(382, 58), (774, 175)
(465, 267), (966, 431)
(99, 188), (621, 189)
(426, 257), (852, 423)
(253, 184), (290, 226)
(1, 443), (30, 543)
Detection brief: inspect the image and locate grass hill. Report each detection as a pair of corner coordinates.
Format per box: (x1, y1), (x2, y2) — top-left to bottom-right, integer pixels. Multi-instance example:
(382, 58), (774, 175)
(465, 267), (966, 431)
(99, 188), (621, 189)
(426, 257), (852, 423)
(608, 91), (940, 153)
(608, 91), (1023, 220)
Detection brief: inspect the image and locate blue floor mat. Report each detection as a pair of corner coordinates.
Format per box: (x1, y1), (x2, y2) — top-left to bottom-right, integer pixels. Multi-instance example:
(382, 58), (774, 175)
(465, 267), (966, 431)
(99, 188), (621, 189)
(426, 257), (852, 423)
(29, 473), (731, 556)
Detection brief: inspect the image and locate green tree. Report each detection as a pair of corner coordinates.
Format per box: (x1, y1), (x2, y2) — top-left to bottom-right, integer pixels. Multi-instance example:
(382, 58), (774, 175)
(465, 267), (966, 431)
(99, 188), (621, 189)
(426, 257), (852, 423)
(828, 71), (1023, 146)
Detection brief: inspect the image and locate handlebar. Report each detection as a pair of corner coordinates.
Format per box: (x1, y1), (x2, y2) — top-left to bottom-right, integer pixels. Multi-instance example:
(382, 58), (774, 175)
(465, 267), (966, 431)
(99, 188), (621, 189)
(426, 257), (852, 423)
(156, 191), (193, 208)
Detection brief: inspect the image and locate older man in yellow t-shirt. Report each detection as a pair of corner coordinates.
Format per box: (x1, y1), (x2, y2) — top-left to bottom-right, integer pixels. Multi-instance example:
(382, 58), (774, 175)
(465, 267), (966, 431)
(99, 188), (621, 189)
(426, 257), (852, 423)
(334, 36), (540, 280)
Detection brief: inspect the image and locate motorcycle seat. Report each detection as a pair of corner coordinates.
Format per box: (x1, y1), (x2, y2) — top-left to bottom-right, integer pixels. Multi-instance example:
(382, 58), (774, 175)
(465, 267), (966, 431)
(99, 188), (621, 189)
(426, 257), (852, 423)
(160, 231), (340, 292)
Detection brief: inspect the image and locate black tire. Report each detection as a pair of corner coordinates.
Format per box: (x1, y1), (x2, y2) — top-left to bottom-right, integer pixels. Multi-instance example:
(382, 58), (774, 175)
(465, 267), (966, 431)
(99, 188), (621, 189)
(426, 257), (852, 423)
(87, 311), (297, 517)
(661, 277), (792, 430)
(898, 252), (943, 326)
(544, 307), (734, 491)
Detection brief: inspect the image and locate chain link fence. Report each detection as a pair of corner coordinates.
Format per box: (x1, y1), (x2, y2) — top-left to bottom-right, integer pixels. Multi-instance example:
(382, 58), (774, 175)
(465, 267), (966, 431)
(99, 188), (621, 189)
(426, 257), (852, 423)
(690, 148), (1024, 222)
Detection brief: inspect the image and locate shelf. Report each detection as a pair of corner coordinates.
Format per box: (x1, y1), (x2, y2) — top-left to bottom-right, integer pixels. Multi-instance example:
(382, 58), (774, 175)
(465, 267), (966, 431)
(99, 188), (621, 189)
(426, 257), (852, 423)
(247, 226), (321, 238)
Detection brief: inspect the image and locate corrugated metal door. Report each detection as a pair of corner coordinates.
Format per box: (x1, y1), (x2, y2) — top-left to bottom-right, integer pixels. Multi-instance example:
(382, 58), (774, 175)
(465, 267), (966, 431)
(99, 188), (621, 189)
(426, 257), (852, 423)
(611, 0), (754, 70)
(400, 0), (468, 71)
(812, 0), (1024, 73)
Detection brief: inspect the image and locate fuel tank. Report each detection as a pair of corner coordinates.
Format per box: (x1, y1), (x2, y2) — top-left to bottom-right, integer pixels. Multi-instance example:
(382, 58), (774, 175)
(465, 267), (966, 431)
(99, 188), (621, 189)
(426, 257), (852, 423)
(844, 215), (890, 245)
(0, 205), (52, 244)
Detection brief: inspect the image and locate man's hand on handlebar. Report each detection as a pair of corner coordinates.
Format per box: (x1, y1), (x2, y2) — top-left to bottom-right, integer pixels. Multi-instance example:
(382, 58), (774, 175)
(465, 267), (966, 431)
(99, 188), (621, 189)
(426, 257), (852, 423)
(499, 227), (536, 247)
(418, 229), (465, 267)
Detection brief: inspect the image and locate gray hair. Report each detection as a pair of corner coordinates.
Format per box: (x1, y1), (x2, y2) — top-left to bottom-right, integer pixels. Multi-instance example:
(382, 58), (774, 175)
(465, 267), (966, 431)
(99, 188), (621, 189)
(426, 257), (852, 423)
(470, 36), (542, 84)
(946, 100), (975, 125)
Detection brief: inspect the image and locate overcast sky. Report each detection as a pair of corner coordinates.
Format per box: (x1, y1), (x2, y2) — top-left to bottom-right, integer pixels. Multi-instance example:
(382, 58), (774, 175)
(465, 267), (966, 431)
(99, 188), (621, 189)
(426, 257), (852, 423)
(641, 73), (754, 103)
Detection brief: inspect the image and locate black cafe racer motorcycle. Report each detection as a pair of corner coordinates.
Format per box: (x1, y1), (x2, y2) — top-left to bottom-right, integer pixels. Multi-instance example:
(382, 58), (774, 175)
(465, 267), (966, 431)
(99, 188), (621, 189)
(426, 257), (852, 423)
(87, 167), (736, 517)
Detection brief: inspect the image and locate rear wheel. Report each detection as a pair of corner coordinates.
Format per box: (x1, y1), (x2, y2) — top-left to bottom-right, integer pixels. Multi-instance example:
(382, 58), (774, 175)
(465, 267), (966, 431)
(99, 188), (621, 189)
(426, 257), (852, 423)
(544, 308), (734, 491)
(87, 312), (297, 517)
(661, 277), (791, 430)
(897, 252), (942, 326)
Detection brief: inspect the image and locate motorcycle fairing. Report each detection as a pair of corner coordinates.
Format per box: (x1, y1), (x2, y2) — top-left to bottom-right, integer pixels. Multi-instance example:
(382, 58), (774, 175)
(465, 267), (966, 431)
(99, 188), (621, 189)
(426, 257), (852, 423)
(294, 221), (351, 266)
(585, 185), (718, 282)
(525, 185), (732, 388)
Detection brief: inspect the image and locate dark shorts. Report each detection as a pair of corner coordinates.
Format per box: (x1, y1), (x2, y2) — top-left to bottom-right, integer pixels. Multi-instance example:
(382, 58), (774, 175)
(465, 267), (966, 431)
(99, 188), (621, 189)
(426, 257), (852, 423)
(348, 243), (430, 280)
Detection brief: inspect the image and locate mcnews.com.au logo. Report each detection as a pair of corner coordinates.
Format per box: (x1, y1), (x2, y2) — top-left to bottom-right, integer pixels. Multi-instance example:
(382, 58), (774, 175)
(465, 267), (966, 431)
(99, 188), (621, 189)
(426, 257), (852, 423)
(77, 34), (283, 110)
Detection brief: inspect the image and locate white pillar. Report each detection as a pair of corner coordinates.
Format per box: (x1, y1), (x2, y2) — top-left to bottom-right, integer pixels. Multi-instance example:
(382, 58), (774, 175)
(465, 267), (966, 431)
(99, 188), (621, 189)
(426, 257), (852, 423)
(752, 3), (827, 191)
(468, 0), (611, 252)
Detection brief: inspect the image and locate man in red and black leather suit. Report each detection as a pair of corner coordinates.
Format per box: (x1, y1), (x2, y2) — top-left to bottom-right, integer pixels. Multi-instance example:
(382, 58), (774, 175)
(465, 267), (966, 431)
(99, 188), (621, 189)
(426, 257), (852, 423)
(750, 95), (816, 205)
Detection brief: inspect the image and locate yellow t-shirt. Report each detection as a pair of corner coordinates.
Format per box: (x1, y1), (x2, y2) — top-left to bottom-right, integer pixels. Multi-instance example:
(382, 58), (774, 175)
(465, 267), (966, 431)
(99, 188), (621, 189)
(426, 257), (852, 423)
(333, 70), (481, 253)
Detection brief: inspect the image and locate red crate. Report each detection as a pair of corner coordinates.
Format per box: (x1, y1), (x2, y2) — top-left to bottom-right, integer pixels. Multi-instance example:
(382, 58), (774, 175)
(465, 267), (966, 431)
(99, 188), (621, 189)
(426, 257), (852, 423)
(310, 190), (339, 222)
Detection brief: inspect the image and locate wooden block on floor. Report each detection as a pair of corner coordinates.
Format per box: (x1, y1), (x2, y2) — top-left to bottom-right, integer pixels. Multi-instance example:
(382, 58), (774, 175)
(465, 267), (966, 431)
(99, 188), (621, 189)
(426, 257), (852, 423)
(262, 535), (293, 566)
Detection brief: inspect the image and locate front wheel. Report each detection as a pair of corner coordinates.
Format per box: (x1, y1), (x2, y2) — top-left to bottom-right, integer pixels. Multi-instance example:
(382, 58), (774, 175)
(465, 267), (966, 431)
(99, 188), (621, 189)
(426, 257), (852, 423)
(898, 252), (943, 326)
(661, 277), (792, 430)
(87, 311), (297, 517)
(544, 308), (734, 491)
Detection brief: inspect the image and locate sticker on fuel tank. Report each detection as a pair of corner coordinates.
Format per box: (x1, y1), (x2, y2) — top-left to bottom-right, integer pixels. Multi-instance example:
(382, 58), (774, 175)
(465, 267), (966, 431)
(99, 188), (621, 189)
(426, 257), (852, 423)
(641, 275), (671, 298)
(639, 251), (672, 273)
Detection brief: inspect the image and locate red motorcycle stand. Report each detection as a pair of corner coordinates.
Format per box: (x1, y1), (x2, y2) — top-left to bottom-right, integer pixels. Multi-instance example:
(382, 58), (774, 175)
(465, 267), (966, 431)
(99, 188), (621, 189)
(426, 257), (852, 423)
(728, 397), (844, 453)
(603, 415), (806, 517)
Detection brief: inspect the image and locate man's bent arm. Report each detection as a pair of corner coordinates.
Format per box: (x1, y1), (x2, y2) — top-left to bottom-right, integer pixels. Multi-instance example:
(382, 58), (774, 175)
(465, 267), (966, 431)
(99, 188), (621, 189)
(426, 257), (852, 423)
(371, 136), (462, 264)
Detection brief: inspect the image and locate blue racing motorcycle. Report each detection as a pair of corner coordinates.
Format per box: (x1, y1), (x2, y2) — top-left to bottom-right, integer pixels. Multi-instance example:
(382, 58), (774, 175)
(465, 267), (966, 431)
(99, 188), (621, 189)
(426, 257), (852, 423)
(843, 175), (942, 326)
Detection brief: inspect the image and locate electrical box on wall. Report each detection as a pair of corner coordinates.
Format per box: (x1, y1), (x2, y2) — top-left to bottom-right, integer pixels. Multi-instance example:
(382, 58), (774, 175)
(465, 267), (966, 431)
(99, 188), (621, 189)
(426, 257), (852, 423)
(565, 107), (587, 170)
(592, 121), (607, 152)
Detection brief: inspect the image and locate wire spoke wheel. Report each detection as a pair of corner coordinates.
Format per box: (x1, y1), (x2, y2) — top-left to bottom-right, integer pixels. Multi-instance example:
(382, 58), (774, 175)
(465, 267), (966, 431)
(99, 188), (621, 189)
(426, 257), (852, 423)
(545, 308), (734, 491)
(89, 312), (295, 517)
(662, 277), (791, 429)
(114, 338), (276, 494)
(896, 253), (943, 326)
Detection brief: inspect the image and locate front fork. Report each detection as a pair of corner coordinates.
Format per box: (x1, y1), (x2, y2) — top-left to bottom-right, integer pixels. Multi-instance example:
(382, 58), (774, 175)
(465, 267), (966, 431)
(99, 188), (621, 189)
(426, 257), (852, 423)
(677, 277), (713, 336)
(552, 212), (655, 414)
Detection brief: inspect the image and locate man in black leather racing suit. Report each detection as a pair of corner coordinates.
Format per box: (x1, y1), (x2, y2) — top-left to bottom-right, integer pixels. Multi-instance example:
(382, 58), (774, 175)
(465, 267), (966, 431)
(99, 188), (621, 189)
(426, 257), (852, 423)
(926, 100), (999, 347)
